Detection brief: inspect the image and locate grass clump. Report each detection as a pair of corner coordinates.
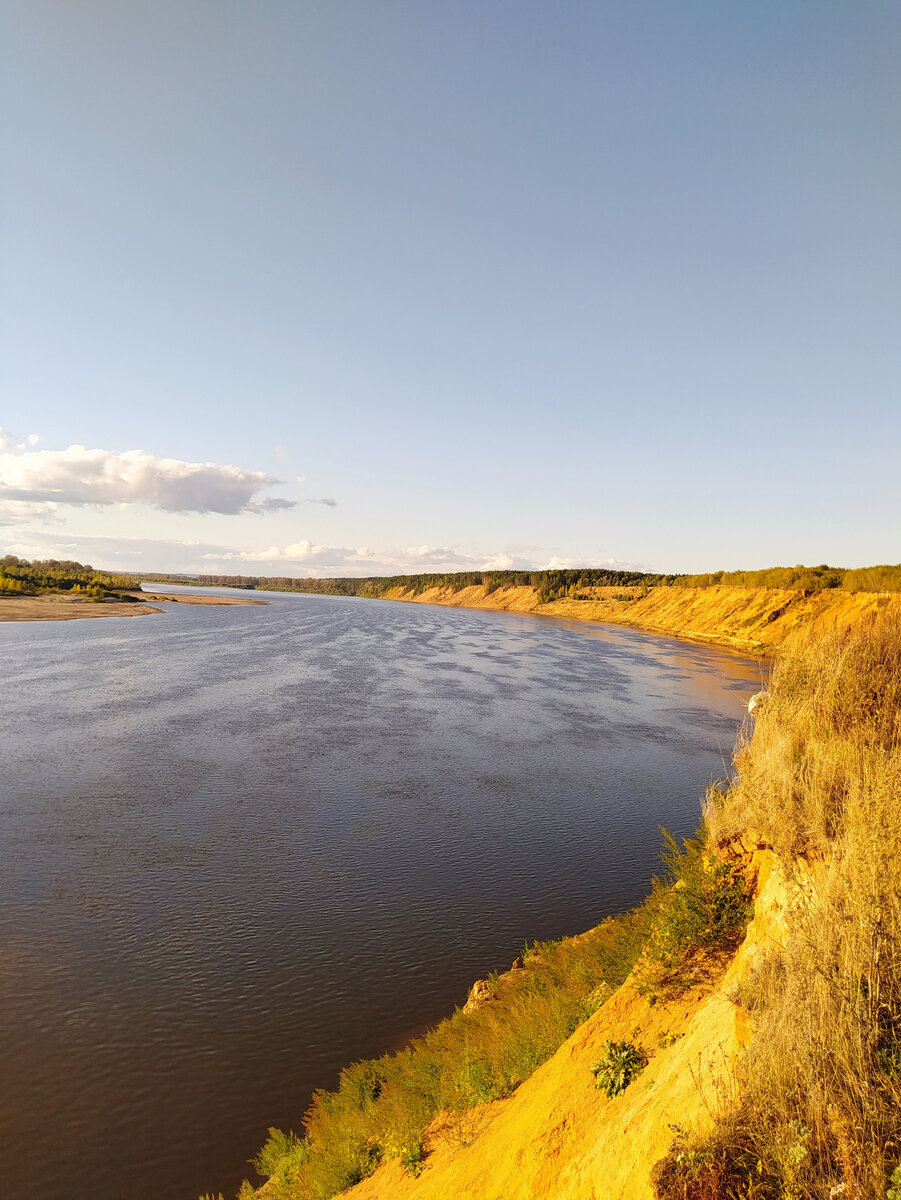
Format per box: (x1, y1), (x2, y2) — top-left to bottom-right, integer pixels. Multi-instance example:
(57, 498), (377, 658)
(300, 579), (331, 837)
(249, 1128), (307, 1190)
(635, 825), (752, 1000)
(655, 611), (901, 1200)
(590, 1040), (646, 1097)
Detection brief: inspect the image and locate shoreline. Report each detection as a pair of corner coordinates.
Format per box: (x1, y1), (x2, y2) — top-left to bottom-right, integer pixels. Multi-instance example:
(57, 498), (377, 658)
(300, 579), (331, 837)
(0, 591), (268, 623)
(377, 582), (901, 656)
(385, 588), (769, 658)
(132, 591), (268, 607)
(8, 578), (899, 659)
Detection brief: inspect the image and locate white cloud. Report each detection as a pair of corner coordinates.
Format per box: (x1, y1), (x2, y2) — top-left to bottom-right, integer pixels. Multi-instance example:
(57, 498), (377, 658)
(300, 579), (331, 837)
(0, 428), (294, 516)
(1, 526), (650, 579)
(544, 555), (645, 570)
(2, 532), (240, 573)
(0, 499), (64, 526)
(200, 542), (630, 577)
(206, 541), (481, 573)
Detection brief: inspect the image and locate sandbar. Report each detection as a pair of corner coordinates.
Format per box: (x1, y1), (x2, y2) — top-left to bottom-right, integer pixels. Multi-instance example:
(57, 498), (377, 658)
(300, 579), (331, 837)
(0, 591), (267, 622)
(133, 591), (268, 607)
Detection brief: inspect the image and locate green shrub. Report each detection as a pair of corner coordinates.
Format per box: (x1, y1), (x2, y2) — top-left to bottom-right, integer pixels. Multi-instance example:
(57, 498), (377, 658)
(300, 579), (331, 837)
(636, 825), (751, 997)
(590, 1040), (646, 1097)
(400, 1137), (425, 1176)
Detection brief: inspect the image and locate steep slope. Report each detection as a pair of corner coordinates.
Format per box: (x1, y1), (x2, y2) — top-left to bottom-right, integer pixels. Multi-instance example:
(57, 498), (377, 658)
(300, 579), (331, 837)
(341, 849), (788, 1200)
(384, 583), (901, 654)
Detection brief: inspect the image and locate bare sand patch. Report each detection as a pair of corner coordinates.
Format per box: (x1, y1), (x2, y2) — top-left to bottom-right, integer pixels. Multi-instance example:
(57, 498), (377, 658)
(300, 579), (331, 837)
(0, 591), (267, 622)
(0, 595), (161, 622)
(131, 591), (268, 607)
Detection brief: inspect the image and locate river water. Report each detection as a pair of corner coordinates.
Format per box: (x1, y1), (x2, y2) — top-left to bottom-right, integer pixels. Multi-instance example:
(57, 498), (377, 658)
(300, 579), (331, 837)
(0, 589), (761, 1200)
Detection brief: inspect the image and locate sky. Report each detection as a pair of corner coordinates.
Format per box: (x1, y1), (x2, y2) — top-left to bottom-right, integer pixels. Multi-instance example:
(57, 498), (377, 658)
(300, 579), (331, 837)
(2, 1), (899, 577)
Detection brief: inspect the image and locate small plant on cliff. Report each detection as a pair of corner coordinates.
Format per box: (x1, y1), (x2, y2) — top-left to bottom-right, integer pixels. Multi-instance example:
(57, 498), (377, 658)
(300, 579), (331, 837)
(590, 1040), (646, 1097)
(400, 1137), (425, 1177)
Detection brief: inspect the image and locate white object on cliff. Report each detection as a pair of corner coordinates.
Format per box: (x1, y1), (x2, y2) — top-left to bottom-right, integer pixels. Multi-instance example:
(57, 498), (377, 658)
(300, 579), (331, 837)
(748, 690), (768, 715)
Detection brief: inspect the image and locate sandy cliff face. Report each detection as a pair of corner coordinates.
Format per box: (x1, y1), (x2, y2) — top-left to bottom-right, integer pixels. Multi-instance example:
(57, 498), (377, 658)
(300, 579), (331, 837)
(385, 583), (901, 654)
(343, 848), (791, 1200)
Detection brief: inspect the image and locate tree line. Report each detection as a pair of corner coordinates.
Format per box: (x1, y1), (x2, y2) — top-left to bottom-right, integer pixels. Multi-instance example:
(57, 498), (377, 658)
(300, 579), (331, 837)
(141, 567), (677, 603)
(141, 562), (901, 600)
(0, 556), (142, 598)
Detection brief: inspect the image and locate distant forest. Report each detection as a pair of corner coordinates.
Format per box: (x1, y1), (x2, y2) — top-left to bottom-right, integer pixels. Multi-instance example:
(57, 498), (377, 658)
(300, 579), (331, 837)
(0, 556), (141, 598)
(142, 563), (901, 602)
(3, 557), (898, 601)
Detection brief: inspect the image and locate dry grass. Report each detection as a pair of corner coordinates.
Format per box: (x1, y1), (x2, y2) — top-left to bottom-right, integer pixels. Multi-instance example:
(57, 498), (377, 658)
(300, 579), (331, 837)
(657, 612), (901, 1199)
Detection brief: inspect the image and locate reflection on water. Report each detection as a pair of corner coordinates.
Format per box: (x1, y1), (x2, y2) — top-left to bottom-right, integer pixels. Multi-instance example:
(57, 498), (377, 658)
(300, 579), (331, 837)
(0, 590), (761, 1199)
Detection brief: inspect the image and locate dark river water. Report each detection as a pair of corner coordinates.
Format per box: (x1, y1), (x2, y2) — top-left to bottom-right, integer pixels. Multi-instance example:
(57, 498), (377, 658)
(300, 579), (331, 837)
(0, 589), (762, 1200)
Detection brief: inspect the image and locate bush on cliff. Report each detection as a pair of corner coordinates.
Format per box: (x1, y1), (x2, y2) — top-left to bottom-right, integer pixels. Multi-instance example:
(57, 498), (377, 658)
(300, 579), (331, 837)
(590, 1040), (647, 1097)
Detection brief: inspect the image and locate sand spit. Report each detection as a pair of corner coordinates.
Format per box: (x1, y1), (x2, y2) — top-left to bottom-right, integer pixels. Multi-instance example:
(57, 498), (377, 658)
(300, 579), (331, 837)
(0, 595), (161, 622)
(132, 591), (268, 607)
(0, 591), (267, 622)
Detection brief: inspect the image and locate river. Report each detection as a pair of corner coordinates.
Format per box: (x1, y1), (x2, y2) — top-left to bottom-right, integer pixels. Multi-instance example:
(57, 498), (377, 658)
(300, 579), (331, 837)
(0, 588), (761, 1199)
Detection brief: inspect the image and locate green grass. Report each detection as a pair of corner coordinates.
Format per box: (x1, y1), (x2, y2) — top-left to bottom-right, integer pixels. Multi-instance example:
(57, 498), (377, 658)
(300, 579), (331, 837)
(229, 907), (649, 1199)
(218, 816), (754, 1200)
(635, 826), (752, 1000)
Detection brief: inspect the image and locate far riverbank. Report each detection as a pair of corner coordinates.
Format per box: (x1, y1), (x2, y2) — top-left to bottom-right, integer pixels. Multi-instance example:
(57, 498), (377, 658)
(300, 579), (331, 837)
(379, 581), (901, 655)
(0, 591), (267, 622)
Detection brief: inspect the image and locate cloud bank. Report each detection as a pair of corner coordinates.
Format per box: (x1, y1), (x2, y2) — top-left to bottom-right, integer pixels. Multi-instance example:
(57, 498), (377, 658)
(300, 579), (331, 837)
(206, 542), (642, 577)
(0, 429), (294, 516)
(4, 528), (646, 579)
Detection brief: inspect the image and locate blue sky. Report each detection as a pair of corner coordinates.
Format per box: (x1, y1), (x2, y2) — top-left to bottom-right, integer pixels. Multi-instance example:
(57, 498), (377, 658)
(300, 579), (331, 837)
(2, 1), (899, 576)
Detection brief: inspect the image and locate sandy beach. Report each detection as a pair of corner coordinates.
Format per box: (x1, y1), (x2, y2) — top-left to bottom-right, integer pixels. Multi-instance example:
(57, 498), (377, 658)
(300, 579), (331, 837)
(0, 592), (267, 622)
(133, 591), (268, 607)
